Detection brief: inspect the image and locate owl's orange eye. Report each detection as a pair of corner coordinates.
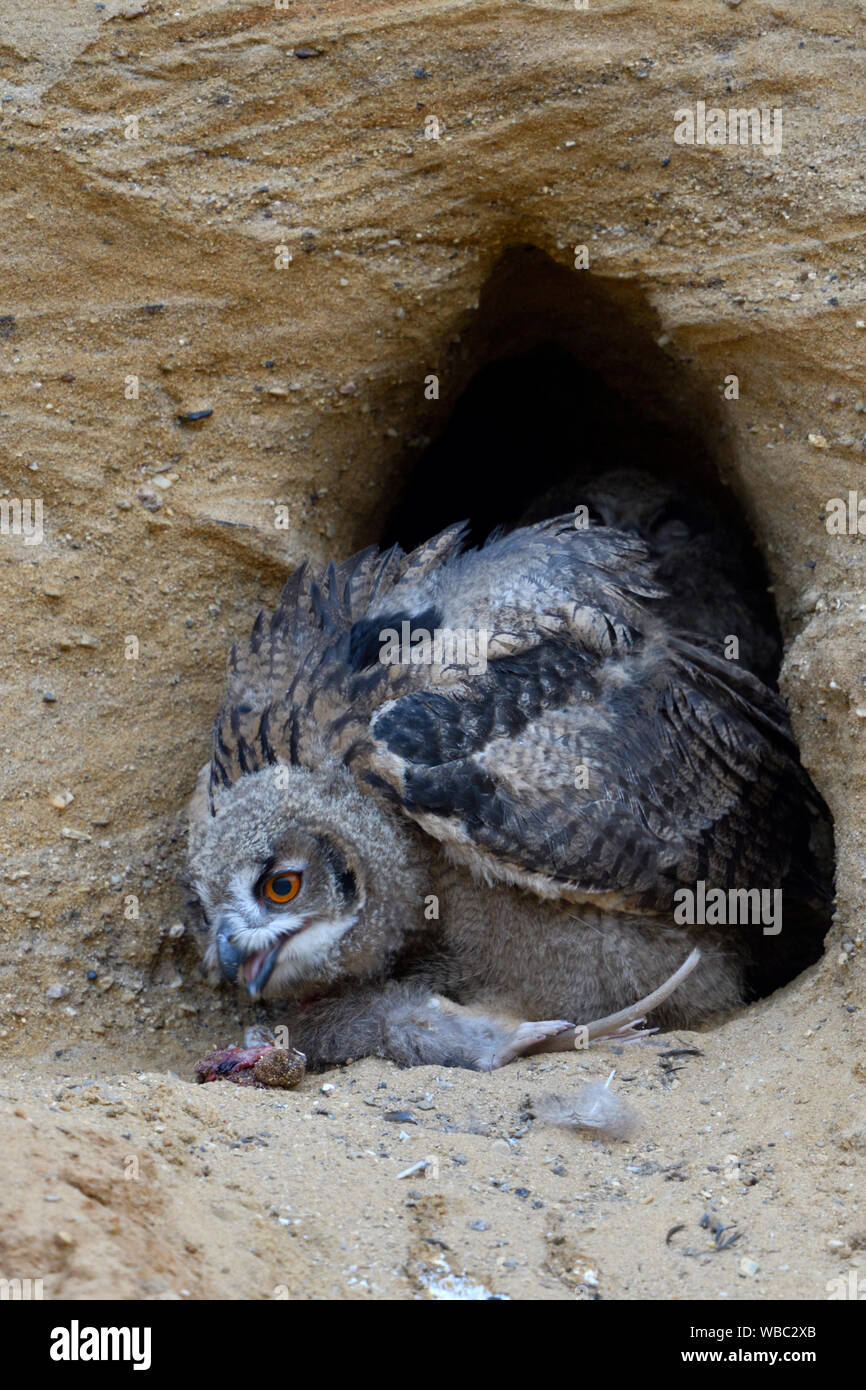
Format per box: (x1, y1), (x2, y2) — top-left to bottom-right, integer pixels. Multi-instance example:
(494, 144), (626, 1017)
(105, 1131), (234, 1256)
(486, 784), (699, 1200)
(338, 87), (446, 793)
(262, 871), (302, 904)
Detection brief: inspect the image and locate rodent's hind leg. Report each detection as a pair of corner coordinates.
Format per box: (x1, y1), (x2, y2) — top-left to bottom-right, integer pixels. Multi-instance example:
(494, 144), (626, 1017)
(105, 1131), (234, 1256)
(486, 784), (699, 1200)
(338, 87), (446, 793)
(518, 948), (703, 1055)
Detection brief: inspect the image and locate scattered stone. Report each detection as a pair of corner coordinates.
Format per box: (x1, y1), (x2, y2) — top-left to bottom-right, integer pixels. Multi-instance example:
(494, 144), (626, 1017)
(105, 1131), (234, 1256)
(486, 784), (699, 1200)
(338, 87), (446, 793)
(176, 407), (212, 424)
(48, 791), (74, 810)
(396, 1159), (429, 1179)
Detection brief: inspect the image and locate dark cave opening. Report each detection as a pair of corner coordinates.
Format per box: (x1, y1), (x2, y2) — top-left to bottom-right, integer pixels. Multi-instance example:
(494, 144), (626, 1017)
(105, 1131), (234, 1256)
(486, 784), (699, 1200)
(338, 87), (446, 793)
(382, 340), (714, 550)
(382, 246), (734, 548)
(381, 248), (777, 648)
(379, 246), (832, 1003)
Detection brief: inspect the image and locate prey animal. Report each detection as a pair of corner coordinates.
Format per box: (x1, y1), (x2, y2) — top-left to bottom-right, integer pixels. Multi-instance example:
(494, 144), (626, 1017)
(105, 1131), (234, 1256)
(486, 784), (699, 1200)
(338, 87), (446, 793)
(188, 470), (830, 1070)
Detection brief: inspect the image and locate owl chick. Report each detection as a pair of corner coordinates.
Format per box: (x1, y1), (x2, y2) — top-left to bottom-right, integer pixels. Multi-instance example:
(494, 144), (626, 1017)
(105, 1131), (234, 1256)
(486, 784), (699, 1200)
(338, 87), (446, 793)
(188, 471), (830, 1071)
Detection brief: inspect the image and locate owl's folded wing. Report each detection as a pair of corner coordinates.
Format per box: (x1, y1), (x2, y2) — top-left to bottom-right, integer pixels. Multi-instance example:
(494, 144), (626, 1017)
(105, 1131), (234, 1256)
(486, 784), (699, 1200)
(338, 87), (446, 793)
(208, 518), (655, 806)
(207, 515), (818, 914)
(365, 613), (815, 915)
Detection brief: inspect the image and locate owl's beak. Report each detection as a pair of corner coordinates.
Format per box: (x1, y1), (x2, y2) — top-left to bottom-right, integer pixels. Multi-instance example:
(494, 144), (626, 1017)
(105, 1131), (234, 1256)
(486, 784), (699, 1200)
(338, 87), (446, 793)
(216, 917), (242, 984)
(216, 917), (287, 1000)
(241, 940), (285, 1000)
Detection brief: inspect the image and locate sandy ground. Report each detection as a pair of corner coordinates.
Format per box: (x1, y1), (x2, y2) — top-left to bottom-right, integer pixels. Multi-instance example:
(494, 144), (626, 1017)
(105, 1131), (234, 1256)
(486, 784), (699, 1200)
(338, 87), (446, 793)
(1, 0), (865, 1300)
(3, 979), (865, 1301)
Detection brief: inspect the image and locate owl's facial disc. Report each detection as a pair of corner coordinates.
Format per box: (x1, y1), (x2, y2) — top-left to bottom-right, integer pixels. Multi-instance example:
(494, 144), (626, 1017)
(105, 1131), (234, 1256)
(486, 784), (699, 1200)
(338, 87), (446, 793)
(210, 835), (362, 999)
(228, 868), (305, 997)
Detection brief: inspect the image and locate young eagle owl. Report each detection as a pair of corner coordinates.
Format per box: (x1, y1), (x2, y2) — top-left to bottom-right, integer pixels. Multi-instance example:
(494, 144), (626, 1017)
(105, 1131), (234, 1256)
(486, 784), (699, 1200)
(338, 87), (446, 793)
(188, 470), (830, 1070)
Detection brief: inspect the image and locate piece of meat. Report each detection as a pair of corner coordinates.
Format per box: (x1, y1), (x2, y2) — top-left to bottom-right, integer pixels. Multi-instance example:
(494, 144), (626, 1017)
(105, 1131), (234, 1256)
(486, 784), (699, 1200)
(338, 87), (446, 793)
(194, 1042), (306, 1089)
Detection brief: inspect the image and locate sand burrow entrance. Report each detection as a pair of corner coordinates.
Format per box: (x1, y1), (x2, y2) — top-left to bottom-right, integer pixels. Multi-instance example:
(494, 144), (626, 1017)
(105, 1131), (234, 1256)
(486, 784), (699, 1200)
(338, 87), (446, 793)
(380, 245), (834, 1003)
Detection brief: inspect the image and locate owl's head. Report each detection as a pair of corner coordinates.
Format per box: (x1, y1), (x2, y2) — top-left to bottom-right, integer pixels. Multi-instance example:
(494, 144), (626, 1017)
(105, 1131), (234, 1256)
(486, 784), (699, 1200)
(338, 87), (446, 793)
(189, 763), (424, 1000)
(577, 468), (710, 554)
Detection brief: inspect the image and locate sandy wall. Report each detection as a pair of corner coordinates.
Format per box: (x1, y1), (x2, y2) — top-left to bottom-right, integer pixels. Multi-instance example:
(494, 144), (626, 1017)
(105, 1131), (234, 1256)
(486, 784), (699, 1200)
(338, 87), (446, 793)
(0, 0), (864, 1300)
